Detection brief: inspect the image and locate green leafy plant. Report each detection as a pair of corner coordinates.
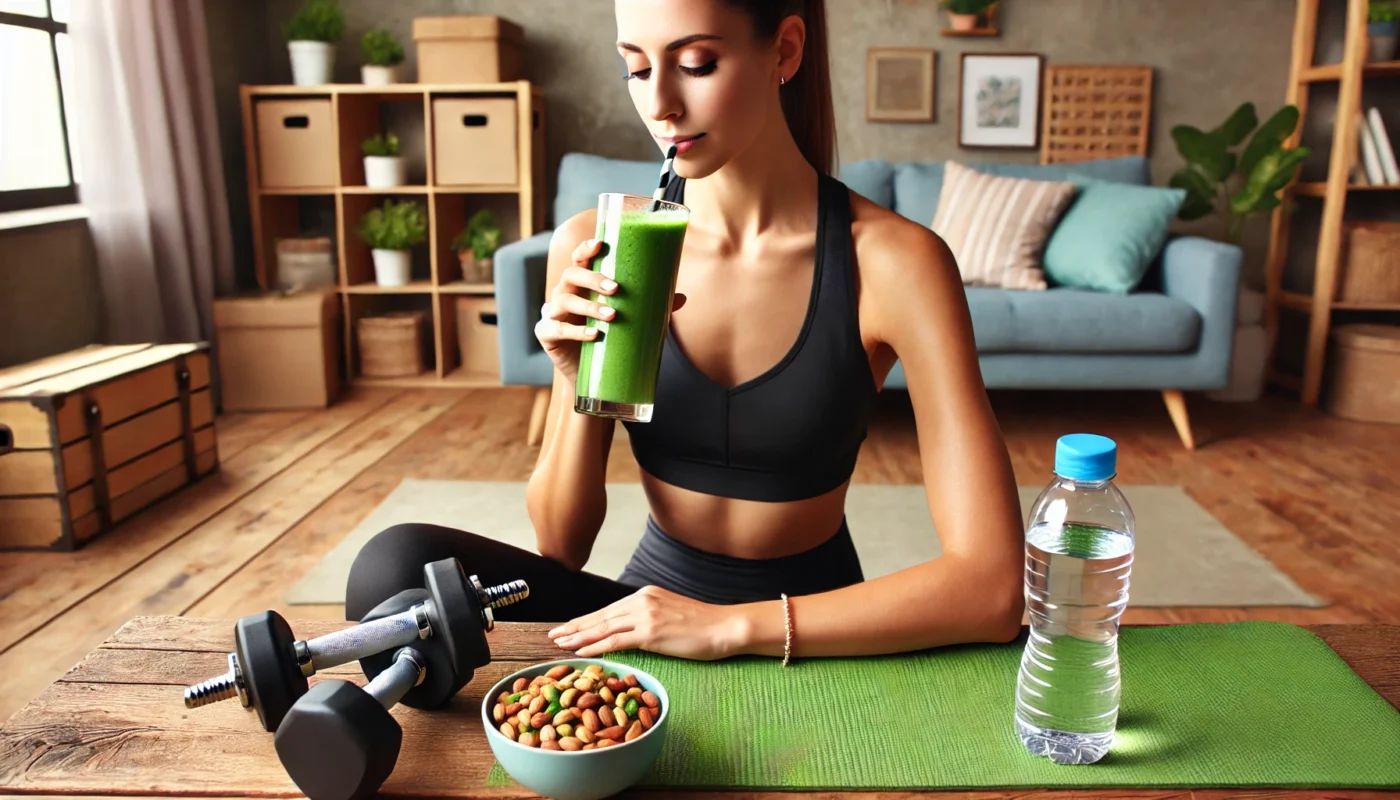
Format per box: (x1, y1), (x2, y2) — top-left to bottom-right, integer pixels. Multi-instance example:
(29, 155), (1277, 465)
(357, 199), (426, 251)
(1169, 102), (1312, 244)
(1370, 1), (1399, 24)
(940, 0), (997, 14)
(282, 0), (344, 42)
(361, 132), (400, 157)
(360, 29), (405, 66)
(451, 210), (504, 261)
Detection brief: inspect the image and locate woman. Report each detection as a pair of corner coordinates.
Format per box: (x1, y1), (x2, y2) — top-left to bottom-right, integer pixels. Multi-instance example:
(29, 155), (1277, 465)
(346, 0), (1026, 664)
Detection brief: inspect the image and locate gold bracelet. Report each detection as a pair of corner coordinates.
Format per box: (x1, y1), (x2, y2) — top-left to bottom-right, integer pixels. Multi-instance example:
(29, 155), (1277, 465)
(781, 593), (793, 667)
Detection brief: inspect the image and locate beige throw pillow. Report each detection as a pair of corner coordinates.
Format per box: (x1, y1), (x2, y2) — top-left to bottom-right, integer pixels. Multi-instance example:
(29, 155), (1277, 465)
(931, 161), (1078, 291)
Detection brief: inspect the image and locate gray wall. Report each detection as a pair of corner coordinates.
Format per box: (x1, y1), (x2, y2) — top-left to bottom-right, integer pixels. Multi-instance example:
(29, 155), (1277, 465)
(234, 0), (1293, 288)
(0, 220), (103, 368)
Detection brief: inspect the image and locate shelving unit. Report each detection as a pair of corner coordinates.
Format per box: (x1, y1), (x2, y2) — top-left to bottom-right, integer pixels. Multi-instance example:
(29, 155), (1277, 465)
(238, 81), (546, 388)
(1264, 0), (1400, 404)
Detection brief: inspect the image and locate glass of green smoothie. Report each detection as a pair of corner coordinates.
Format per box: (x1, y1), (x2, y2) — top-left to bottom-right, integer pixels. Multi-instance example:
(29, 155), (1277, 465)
(574, 192), (689, 423)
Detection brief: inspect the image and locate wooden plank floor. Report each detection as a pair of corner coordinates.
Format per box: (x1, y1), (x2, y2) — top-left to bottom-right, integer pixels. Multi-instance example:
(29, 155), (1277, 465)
(2, 385), (1398, 723)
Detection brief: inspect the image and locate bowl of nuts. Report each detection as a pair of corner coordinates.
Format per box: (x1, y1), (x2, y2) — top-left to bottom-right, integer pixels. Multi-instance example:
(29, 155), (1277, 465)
(481, 658), (670, 800)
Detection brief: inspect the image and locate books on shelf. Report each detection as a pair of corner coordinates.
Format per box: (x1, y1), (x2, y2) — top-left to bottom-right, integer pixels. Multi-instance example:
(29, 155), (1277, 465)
(1357, 107), (1400, 186)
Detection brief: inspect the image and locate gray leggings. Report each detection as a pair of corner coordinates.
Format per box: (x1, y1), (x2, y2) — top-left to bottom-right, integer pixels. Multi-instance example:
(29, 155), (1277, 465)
(344, 516), (865, 623)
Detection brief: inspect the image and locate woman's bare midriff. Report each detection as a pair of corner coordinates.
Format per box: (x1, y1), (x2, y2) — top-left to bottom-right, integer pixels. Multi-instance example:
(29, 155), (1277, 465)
(639, 470), (852, 559)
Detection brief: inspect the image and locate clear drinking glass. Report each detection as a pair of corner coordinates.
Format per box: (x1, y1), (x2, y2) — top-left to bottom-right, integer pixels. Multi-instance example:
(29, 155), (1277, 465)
(573, 193), (689, 423)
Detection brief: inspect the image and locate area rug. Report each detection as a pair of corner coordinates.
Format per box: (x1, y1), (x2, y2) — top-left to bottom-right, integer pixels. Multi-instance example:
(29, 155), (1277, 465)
(285, 480), (1325, 608)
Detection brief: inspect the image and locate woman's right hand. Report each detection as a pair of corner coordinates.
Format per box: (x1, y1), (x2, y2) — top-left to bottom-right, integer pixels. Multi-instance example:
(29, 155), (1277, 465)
(535, 238), (615, 384)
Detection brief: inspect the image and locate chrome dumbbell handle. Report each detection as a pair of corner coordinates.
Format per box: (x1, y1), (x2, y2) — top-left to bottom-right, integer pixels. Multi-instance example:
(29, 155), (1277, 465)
(366, 648), (426, 710)
(297, 603), (432, 677)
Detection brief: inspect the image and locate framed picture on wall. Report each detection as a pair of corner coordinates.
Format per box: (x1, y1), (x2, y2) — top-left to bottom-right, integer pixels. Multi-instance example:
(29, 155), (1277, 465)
(957, 52), (1044, 148)
(866, 48), (936, 123)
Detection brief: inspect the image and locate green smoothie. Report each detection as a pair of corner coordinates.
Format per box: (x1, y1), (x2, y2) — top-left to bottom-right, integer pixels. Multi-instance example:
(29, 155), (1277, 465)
(574, 199), (688, 421)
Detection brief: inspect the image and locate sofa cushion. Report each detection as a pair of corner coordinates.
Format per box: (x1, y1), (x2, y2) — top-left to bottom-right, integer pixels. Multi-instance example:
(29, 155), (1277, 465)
(553, 153), (665, 226)
(932, 161), (1078, 290)
(1000, 288), (1200, 353)
(892, 155), (1151, 226)
(1044, 175), (1186, 294)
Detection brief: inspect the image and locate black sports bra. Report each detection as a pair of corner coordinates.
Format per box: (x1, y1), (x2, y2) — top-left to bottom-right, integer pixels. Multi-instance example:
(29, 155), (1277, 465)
(622, 173), (879, 503)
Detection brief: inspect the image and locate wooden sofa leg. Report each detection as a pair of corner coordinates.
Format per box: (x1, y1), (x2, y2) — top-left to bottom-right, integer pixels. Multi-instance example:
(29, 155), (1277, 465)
(1162, 390), (1196, 451)
(527, 387), (551, 447)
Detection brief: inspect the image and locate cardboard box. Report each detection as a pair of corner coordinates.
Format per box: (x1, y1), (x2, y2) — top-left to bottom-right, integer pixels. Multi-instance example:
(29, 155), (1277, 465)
(412, 15), (524, 84)
(254, 99), (338, 189)
(213, 289), (342, 411)
(433, 97), (518, 186)
(0, 343), (218, 551)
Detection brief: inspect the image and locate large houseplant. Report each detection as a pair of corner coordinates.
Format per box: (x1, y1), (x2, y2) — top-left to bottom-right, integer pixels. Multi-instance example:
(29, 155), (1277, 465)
(283, 0), (344, 86)
(357, 199), (427, 287)
(360, 28), (405, 85)
(1170, 102), (1311, 402)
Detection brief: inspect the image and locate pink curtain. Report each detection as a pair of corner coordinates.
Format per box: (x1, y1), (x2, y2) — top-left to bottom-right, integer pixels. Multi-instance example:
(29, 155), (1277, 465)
(68, 0), (234, 344)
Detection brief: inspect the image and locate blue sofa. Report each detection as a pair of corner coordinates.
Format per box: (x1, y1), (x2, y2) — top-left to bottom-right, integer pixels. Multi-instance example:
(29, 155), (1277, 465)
(495, 153), (1242, 449)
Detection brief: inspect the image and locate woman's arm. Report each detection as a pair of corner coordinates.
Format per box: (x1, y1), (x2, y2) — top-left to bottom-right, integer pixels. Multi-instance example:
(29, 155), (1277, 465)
(525, 210), (616, 572)
(734, 215), (1026, 657)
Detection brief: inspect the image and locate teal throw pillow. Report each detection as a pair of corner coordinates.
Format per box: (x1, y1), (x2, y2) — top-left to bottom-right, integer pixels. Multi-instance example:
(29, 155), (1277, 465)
(1043, 174), (1186, 294)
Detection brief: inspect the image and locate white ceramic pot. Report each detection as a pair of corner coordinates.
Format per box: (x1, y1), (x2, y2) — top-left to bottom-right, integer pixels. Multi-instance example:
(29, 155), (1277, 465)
(372, 249), (412, 287)
(364, 156), (406, 188)
(361, 64), (400, 85)
(288, 41), (334, 86)
(1207, 324), (1274, 403)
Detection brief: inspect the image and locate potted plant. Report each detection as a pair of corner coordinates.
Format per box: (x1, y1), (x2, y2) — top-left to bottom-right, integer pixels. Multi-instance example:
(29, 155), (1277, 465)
(283, 0), (343, 86)
(362, 132), (405, 189)
(451, 210), (504, 284)
(357, 199), (427, 287)
(360, 28), (405, 85)
(940, 0), (996, 31)
(1370, 1), (1399, 63)
(1170, 102), (1312, 402)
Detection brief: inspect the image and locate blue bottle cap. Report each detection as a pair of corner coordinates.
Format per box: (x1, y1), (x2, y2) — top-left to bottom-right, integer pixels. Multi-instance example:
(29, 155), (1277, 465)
(1054, 434), (1117, 481)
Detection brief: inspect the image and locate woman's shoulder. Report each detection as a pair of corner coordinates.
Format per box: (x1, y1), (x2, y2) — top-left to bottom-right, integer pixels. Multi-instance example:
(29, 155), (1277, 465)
(843, 188), (960, 296)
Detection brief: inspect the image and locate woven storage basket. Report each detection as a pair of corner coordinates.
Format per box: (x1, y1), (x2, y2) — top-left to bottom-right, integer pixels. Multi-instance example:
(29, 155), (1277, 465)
(1338, 221), (1400, 304)
(1324, 324), (1400, 424)
(358, 311), (427, 378)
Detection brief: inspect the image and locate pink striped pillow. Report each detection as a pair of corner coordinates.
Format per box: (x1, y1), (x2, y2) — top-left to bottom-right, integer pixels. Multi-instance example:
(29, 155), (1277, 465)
(931, 161), (1079, 291)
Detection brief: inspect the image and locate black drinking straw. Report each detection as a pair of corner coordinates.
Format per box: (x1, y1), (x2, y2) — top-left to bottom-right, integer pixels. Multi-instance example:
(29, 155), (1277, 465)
(650, 144), (679, 211)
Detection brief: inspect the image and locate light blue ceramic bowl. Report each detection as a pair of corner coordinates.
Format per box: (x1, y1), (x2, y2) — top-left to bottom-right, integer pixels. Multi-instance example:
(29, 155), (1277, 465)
(481, 658), (670, 800)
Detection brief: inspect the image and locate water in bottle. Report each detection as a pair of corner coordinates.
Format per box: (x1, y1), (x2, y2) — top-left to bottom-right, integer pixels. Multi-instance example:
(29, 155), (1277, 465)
(1015, 433), (1135, 765)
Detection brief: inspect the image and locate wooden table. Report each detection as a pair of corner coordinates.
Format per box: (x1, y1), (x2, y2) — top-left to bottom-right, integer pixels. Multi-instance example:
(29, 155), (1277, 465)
(1, 617), (1398, 800)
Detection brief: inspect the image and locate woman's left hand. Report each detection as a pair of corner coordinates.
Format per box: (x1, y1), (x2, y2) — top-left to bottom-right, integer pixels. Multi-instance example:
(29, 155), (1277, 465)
(547, 585), (745, 661)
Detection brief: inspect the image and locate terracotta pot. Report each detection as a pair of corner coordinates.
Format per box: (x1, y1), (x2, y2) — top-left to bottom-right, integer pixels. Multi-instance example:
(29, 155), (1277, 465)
(948, 12), (979, 30)
(458, 251), (494, 284)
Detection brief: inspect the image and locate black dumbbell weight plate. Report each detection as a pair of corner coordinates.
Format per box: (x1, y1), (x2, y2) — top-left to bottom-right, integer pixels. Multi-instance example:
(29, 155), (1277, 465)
(357, 589), (457, 709)
(236, 611), (308, 732)
(423, 558), (491, 697)
(273, 680), (402, 800)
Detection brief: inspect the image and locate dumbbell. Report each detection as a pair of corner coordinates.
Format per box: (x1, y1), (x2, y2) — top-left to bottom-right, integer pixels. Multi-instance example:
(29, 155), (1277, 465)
(183, 557), (528, 731)
(274, 646), (425, 800)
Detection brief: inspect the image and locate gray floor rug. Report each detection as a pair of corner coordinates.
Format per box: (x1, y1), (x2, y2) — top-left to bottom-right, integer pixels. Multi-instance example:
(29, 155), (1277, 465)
(286, 480), (1325, 608)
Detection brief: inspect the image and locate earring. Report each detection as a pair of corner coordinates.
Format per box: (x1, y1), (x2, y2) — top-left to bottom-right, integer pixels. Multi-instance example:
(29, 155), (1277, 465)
(780, 76), (787, 85)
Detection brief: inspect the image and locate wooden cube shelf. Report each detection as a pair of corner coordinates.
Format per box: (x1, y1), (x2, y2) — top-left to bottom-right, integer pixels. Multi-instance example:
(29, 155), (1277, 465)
(239, 81), (547, 388)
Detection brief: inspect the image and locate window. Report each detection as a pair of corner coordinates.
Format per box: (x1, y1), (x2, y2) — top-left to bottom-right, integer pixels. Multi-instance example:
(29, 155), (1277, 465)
(1, 0), (78, 212)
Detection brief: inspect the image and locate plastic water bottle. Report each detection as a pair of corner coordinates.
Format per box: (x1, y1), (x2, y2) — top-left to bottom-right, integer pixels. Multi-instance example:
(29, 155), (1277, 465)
(1015, 433), (1135, 765)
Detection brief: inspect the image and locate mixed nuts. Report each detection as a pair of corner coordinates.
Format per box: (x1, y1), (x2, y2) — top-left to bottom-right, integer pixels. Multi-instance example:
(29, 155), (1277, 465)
(491, 663), (662, 751)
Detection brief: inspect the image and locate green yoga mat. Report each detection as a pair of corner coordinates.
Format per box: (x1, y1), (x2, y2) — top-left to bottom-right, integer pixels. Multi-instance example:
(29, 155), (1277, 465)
(487, 621), (1400, 790)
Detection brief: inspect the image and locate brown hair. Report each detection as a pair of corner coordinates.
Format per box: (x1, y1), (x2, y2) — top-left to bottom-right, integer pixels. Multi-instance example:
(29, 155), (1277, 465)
(721, 0), (836, 175)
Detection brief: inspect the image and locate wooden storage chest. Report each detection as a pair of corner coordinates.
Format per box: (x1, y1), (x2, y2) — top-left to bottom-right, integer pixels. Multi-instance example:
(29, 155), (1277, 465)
(0, 343), (219, 551)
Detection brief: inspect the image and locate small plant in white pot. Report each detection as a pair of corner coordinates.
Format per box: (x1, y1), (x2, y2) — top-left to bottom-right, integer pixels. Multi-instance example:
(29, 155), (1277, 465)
(283, 0), (344, 86)
(362, 133), (405, 188)
(357, 199), (427, 287)
(360, 28), (405, 85)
